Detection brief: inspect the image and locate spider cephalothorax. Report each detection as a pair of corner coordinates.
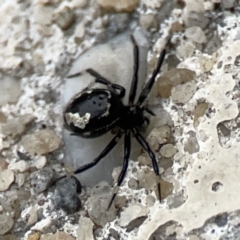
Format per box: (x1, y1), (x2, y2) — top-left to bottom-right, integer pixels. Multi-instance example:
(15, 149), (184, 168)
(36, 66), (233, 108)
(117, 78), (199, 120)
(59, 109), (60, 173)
(60, 36), (166, 209)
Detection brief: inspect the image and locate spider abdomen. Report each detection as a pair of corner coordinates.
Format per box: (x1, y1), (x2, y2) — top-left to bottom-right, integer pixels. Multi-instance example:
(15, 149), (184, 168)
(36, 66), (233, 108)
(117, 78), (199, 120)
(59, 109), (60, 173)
(64, 89), (124, 138)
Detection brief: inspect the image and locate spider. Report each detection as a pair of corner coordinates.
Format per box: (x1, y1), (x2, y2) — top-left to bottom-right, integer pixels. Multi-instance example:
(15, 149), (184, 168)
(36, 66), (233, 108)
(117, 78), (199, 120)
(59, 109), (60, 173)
(61, 36), (166, 209)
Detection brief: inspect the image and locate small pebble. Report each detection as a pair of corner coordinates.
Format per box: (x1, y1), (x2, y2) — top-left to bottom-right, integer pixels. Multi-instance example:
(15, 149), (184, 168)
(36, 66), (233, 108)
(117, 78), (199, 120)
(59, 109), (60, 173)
(72, 0), (88, 8)
(139, 13), (156, 30)
(114, 195), (127, 209)
(0, 213), (14, 235)
(53, 6), (76, 30)
(185, 26), (207, 44)
(157, 180), (174, 200)
(41, 231), (75, 240)
(145, 195), (156, 206)
(0, 169), (14, 191)
(177, 41), (195, 59)
(21, 129), (61, 155)
(193, 102), (209, 127)
(141, 0), (164, 8)
(33, 3), (53, 26)
(0, 112), (7, 123)
(74, 22), (85, 43)
(184, 131), (200, 154)
(147, 125), (171, 151)
(0, 158), (8, 170)
(33, 156), (47, 169)
(157, 68), (195, 98)
(0, 77), (21, 106)
(88, 181), (117, 226)
(97, 0), (139, 12)
(15, 173), (26, 187)
(27, 232), (41, 240)
(21, 206), (38, 226)
(52, 176), (82, 214)
(30, 167), (53, 193)
(128, 178), (139, 190)
(76, 217), (94, 240)
(222, 0), (235, 9)
(9, 160), (30, 173)
(31, 218), (52, 232)
(137, 169), (156, 190)
(159, 144), (177, 158)
(1, 114), (35, 138)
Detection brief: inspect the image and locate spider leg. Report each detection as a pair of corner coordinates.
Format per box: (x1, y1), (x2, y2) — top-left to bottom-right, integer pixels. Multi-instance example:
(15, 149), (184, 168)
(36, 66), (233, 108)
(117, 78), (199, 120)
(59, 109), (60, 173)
(144, 116), (150, 126)
(68, 68), (125, 98)
(137, 49), (166, 106)
(132, 127), (162, 202)
(143, 106), (155, 116)
(129, 35), (140, 105)
(107, 130), (131, 210)
(53, 131), (123, 183)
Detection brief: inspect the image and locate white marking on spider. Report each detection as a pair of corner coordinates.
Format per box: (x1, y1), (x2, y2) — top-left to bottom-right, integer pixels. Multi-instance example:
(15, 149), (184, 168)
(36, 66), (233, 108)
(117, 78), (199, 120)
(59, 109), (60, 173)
(65, 112), (91, 129)
(106, 90), (111, 99)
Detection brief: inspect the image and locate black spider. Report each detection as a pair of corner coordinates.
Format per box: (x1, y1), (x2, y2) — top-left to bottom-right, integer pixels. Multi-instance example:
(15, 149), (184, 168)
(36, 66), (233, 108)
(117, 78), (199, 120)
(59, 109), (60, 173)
(60, 36), (166, 209)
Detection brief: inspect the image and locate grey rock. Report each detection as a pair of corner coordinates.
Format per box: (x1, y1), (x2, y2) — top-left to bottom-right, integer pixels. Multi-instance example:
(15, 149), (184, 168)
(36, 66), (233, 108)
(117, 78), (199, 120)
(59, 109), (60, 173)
(0, 213), (14, 235)
(88, 181), (117, 226)
(30, 167), (53, 194)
